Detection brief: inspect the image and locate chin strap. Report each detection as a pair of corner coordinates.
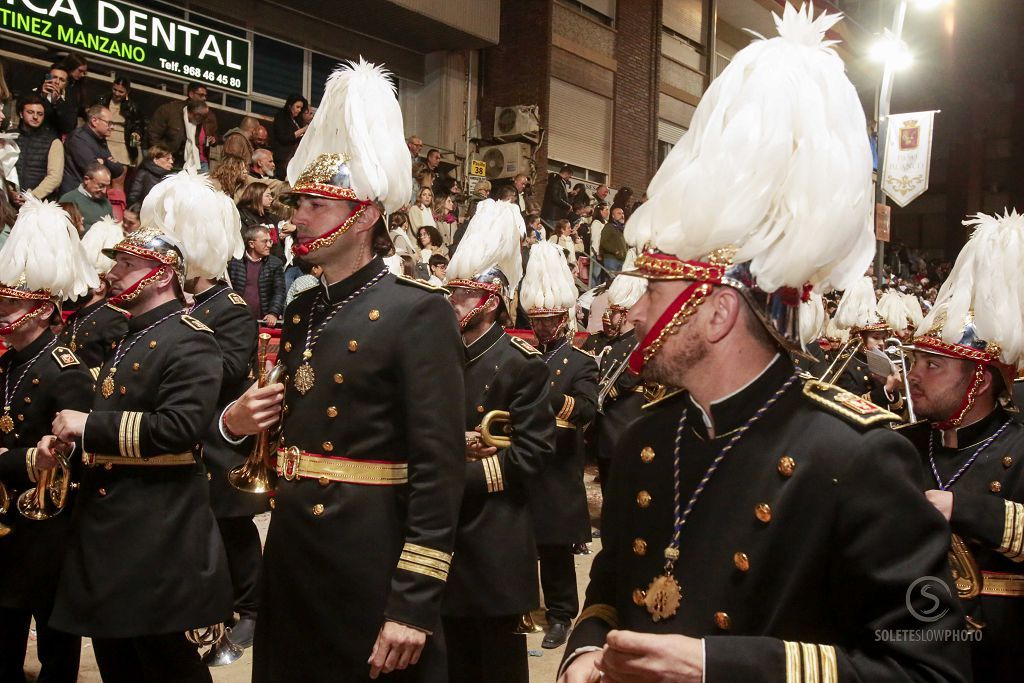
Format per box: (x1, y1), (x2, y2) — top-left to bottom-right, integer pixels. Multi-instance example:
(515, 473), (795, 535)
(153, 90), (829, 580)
(934, 362), (987, 431)
(628, 281), (713, 375)
(292, 201), (372, 257)
(108, 266), (166, 308)
(0, 302), (50, 336)
(459, 292), (496, 330)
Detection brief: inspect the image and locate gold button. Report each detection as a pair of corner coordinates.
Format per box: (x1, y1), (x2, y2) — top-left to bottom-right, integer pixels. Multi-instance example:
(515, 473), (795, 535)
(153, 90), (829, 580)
(326, 406), (338, 418)
(16, 415), (23, 422)
(334, 373), (344, 384)
(207, 472), (212, 480)
(149, 341), (157, 349)
(31, 378), (39, 385)
(733, 552), (750, 572)
(1004, 456), (1014, 469)
(204, 309), (210, 315)
(555, 369), (562, 376)
(632, 538), (647, 556)
(640, 446), (655, 463)
(369, 309), (380, 321)
(104, 462), (113, 470)
(636, 490), (652, 508)
(348, 340), (358, 352)
(632, 588), (646, 606)
(269, 498), (276, 509)
(283, 405), (290, 415)
(777, 456), (796, 477)
(714, 612), (731, 630)
(312, 503), (325, 516)
(990, 481), (1003, 493)
(284, 342), (293, 352)
(120, 386), (127, 395)
(132, 363), (140, 371)
(111, 342), (117, 349)
(563, 358), (568, 365)
(477, 405), (485, 413)
(323, 441), (334, 452)
(318, 477), (330, 487)
(23, 396), (30, 404)
(292, 314), (301, 324)
(98, 488), (107, 496)
(755, 503), (772, 523)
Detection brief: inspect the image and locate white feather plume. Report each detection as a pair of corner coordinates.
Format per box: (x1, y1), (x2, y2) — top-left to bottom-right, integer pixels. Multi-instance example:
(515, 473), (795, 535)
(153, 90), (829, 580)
(901, 292), (924, 329)
(918, 210), (1024, 367)
(520, 241), (577, 312)
(798, 291), (827, 346)
(877, 289), (910, 333)
(446, 199), (524, 294)
(625, 3), (874, 293)
(0, 194), (98, 299)
(79, 215), (123, 274)
(607, 251), (648, 309)
(824, 315), (849, 343)
(288, 58), (412, 215)
(833, 277), (878, 330)
(141, 170), (244, 280)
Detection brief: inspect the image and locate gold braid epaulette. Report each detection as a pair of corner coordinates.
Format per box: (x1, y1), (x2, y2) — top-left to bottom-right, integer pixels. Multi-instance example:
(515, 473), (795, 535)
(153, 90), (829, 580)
(801, 379), (901, 427)
(576, 604), (619, 629)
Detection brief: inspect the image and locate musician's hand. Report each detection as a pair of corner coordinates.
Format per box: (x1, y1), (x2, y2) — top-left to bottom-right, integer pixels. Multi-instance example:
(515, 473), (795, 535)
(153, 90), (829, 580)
(224, 380), (285, 436)
(52, 410), (87, 442)
(597, 630), (703, 683)
(559, 651), (603, 683)
(884, 373), (901, 393)
(367, 620), (426, 679)
(465, 431), (497, 460)
(925, 489), (953, 521)
(35, 436), (62, 470)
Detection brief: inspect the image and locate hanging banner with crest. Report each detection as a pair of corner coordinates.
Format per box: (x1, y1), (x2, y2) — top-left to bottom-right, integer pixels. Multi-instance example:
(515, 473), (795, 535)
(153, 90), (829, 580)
(880, 111), (937, 208)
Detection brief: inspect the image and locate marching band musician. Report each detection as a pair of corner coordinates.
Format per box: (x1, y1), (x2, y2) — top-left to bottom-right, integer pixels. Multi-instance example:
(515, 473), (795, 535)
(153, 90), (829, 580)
(221, 60), (465, 682)
(900, 210), (1024, 682)
(0, 196), (95, 683)
(443, 198), (554, 682)
(140, 170), (263, 653)
(520, 240), (598, 650)
(38, 225), (233, 683)
(559, 6), (970, 682)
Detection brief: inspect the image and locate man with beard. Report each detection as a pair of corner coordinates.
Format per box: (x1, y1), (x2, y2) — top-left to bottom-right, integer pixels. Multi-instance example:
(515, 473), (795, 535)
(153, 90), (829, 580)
(899, 210), (1024, 682)
(520, 241), (598, 650)
(443, 198), (554, 682)
(558, 6), (970, 683)
(221, 60), (464, 682)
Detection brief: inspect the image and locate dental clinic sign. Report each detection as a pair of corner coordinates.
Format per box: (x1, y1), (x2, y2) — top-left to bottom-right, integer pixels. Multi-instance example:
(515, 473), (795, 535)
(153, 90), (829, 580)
(0, 0), (250, 94)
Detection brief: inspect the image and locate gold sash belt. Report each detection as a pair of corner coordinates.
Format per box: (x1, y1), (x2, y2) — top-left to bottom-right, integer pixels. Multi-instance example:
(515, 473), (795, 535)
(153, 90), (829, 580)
(981, 571), (1024, 598)
(277, 447), (408, 485)
(84, 452), (195, 467)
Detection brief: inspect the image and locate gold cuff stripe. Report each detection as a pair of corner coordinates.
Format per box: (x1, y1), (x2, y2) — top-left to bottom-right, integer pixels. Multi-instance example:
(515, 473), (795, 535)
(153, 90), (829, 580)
(999, 499), (1014, 554)
(25, 448), (37, 483)
(784, 641), (802, 683)
(482, 455), (504, 493)
(118, 411), (143, 459)
(818, 645), (838, 683)
(88, 452), (194, 466)
(398, 552), (450, 575)
(396, 560), (448, 582)
(402, 543), (452, 565)
(576, 604), (619, 629)
(998, 500), (1024, 561)
(800, 643), (820, 683)
(557, 395), (575, 421)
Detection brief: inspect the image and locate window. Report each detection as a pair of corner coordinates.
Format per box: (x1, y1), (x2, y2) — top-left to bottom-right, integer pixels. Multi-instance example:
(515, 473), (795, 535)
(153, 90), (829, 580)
(548, 160), (607, 185)
(252, 35), (303, 102)
(311, 53), (340, 108)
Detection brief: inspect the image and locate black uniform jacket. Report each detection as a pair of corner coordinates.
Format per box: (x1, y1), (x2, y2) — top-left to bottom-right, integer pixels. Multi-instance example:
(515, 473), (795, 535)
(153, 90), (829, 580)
(585, 329), (645, 463)
(0, 333), (92, 610)
(529, 337), (597, 545)
(562, 355), (972, 683)
(900, 409), (1024, 682)
(56, 299), (129, 372)
(253, 258), (465, 683)
(50, 300), (232, 638)
(836, 351), (904, 415)
(442, 322), (554, 617)
(190, 285), (264, 518)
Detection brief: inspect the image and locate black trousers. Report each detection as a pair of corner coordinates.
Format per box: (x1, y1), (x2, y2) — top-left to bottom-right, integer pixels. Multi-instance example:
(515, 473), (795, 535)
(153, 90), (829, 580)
(93, 632), (211, 683)
(538, 544), (579, 624)
(0, 606), (80, 683)
(216, 516), (262, 619)
(442, 615), (527, 683)
(598, 457), (611, 496)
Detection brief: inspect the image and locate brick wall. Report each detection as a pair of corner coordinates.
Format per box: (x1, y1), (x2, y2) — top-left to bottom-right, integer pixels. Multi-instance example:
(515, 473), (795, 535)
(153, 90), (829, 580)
(611, 0), (662, 194)
(480, 0), (553, 207)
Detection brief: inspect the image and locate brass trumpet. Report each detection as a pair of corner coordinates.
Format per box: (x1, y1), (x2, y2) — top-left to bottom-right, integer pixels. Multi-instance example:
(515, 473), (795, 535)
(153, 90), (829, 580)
(0, 482), (11, 537)
(477, 410), (512, 450)
(949, 533), (981, 600)
(187, 622), (243, 667)
(229, 334), (287, 495)
(818, 336), (863, 385)
(18, 448), (73, 521)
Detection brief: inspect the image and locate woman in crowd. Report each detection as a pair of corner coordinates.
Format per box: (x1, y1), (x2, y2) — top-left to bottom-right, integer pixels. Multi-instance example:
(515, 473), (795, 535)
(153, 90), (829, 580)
(236, 181), (280, 229)
(62, 52), (89, 119)
(59, 202), (85, 236)
(416, 225), (447, 263)
(95, 76), (145, 195)
(526, 215), (545, 244)
(432, 193), (457, 246)
(127, 144), (173, 207)
(407, 186), (435, 231)
(548, 218), (583, 265)
(587, 203), (610, 286)
(271, 94), (308, 180)
(389, 212), (417, 256)
(209, 154), (250, 200)
(466, 179), (490, 221)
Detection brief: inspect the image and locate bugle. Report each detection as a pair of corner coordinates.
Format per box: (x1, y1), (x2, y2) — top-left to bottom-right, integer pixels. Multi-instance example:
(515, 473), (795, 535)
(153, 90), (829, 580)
(229, 333), (287, 494)
(477, 410), (512, 451)
(818, 336), (863, 385)
(884, 337), (916, 422)
(0, 482), (10, 537)
(596, 342), (639, 413)
(187, 622), (243, 667)
(18, 447), (73, 521)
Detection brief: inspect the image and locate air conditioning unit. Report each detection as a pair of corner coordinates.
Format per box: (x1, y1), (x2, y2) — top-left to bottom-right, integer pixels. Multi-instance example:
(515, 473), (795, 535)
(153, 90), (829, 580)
(494, 105), (540, 139)
(475, 142), (533, 180)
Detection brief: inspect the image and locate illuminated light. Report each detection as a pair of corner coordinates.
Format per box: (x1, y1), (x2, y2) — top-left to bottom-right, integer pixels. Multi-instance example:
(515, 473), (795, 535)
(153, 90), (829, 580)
(870, 33), (913, 70)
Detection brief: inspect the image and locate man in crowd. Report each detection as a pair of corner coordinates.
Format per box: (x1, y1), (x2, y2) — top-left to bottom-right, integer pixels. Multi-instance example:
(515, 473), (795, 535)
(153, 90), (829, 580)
(60, 104), (124, 196)
(149, 86), (213, 170)
(542, 165), (572, 225)
(407, 135), (423, 163)
(222, 116), (261, 167)
(598, 206), (627, 273)
(40, 226), (233, 683)
(253, 125), (269, 150)
(0, 197), (95, 683)
(12, 94), (63, 202)
(592, 184), (609, 207)
(512, 173), (530, 214)
(559, 6), (970, 682)
(221, 59), (465, 682)
(520, 241), (597, 650)
(249, 149), (276, 180)
(443, 198), (554, 682)
(427, 253), (448, 286)
(34, 63), (76, 136)
(900, 210), (1024, 682)
(227, 225), (285, 328)
(58, 163), (113, 232)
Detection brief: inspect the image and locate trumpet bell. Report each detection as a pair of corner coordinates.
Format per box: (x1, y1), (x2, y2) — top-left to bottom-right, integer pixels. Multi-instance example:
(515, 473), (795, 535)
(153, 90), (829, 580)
(200, 631), (245, 667)
(227, 459), (274, 494)
(478, 410), (512, 450)
(17, 456), (72, 521)
(515, 612), (544, 634)
(0, 483), (11, 537)
(228, 361), (287, 495)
